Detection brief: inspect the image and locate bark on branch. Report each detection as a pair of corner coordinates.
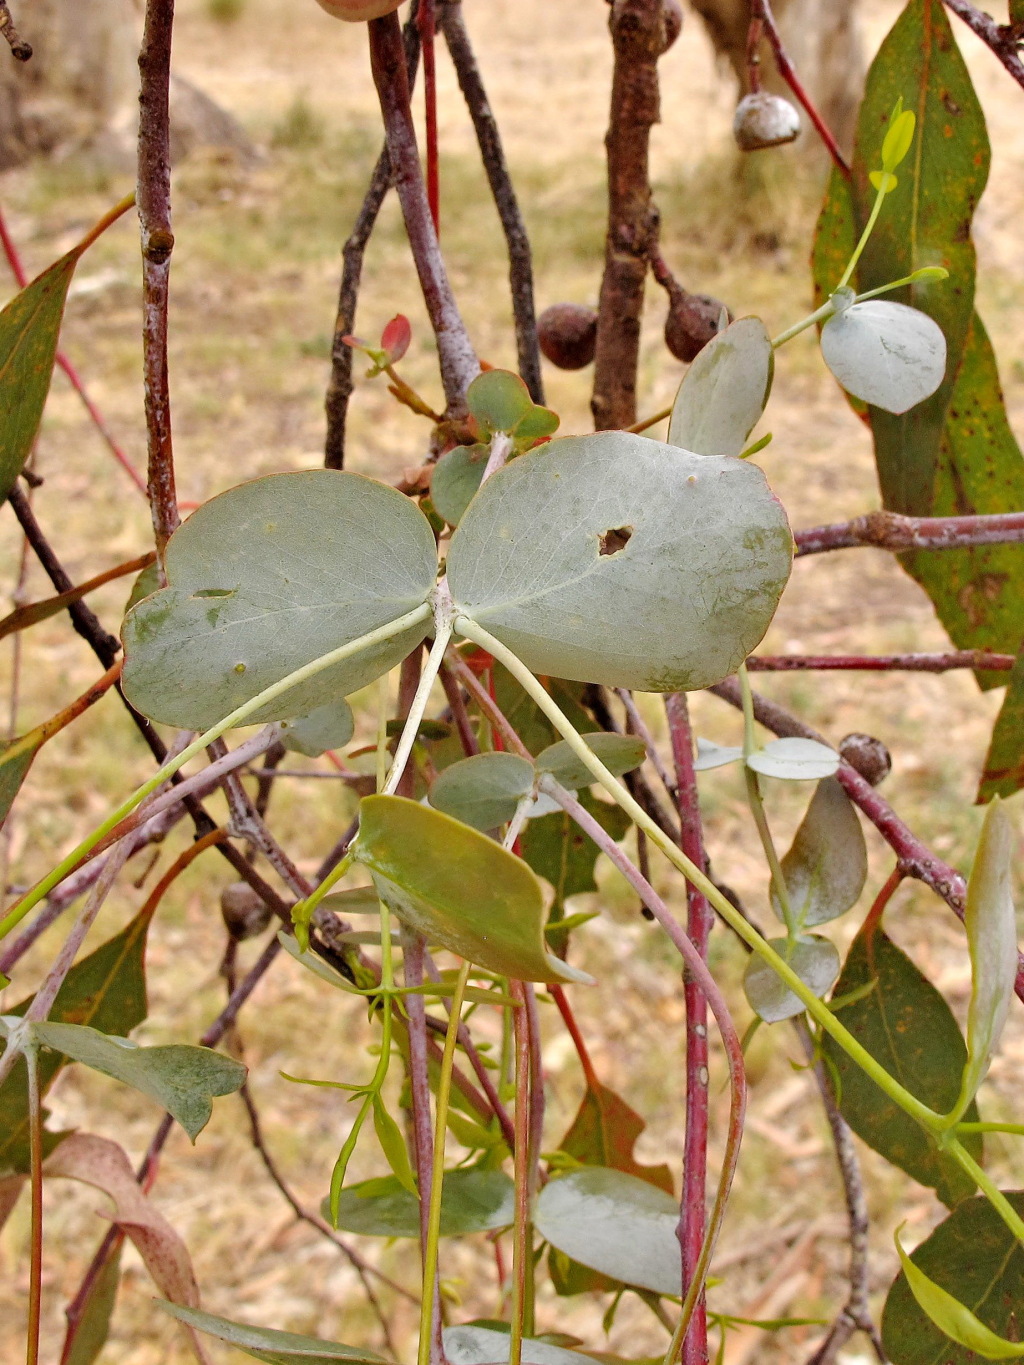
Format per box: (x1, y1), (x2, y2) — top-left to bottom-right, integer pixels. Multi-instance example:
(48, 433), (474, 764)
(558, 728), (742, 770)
(795, 508), (1024, 556)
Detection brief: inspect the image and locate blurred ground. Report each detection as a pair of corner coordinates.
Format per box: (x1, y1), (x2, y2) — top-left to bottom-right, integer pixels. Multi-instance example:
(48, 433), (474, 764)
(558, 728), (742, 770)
(0, 1), (1023, 1362)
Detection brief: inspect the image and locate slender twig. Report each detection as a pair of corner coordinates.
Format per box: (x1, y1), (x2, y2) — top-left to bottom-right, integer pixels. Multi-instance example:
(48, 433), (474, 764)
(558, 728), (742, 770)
(509, 979), (532, 1365)
(138, 0), (178, 555)
(324, 6), (421, 469)
(446, 655), (530, 757)
(665, 692), (713, 1365)
(0, 554), (155, 645)
(0, 1), (30, 59)
(438, 660), (479, 756)
(748, 651), (1015, 673)
(944, 0), (1024, 92)
(617, 688), (676, 798)
(439, 0), (543, 403)
(795, 508), (1024, 556)
(25, 1047), (42, 1365)
(418, 0), (439, 232)
(550, 984), (599, 1089)
(367, 11), (478, 416)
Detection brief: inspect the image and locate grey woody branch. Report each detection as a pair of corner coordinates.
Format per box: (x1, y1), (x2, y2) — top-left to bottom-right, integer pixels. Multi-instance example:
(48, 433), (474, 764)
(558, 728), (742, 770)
(748, 650), (1015, 673)
(0, 2), (31, 59)
(944, 0), (1024, 92)
(795, 508), (1024, 556)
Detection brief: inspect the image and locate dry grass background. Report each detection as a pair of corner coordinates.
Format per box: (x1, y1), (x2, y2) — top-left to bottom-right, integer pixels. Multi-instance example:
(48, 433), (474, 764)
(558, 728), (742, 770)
(0, 0), (1023, 1361)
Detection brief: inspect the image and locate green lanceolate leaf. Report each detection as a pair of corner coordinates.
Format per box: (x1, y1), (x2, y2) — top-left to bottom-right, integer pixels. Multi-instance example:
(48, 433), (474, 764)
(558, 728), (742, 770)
(746, 738), (839, 782)
(281, 698), (354, 758)
(769, 777), (867, 929)
(431, 443), (489, 527)
(157, 1303), (387, 1365)
(951, 799), (1017, 1121)
(520, 788), (630, 918)
(447, 432), (792, 693)
(63, 1243), (122, 1365)
(353, 795), (592, 984)
(979, 645), (1024, 801)
(0, 735), (42, 829)
(467, 368), (533, 434)
(0, 248), (81, 503)
(444, 1325), (595, 1365)
(371, 1095), (417, 1195)
(429, 752), (536, 830)
(821, 924), (982, 1207)
(882, 1195), (1024, 1363)
(667, 317), (774, 458)
(122, 471), (437, 730)
(819, 300), (946, 414)
(27, 1022), (245, 1141)
(742, 934), (840, 1023)
(332, 1167), (514, 1237)
(536, 732), (646, 791)
(0, 907), (150, 1175)
(535, 1166), (681, 1296)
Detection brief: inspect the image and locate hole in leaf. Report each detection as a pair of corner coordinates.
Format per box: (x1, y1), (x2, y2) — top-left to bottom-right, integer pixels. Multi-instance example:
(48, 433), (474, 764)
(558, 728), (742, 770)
(193, 588), (236, 599)
(598, 526), (633, 557)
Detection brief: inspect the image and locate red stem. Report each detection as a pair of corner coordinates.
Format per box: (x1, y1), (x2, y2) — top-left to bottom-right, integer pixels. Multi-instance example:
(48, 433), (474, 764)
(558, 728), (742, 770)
(748, 651), (1014, 673)
(550, 984), (599, 1089)
(861, 865), (905, 938)
(665, 692), (713, 1365)
(418, 0), (440, 233)
(795, 508), (1024, 556)
(26, 1050), (43, 1365)
(510, 979), (533, 1356)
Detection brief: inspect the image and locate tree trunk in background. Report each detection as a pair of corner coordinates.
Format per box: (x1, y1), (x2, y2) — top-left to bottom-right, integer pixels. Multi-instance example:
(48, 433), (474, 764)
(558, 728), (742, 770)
(688, 0), (864, 153)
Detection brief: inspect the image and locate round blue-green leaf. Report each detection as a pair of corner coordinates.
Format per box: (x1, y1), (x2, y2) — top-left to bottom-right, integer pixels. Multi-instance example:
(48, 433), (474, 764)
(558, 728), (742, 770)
(467, 369), (533, 434)
(444, 1326), (595, 1365)
(769, 777), (867, 928)
(429, 752), (535, 830)
(155, 1303), (387, 1364)
(353, 795), (592, 984)
(820, 300), (946, 415)
(122, 471), (437, 730)
(668, 317), (774, 458)
(746, 738), (839, 781)
(694, 738), (745, 771)
(432, 443), (488, 527)
(534, 1166), (681, 1296)
(447, 433), (792, 693)
(536, 733), (646, 791)
(331, 1168), (515, 1238)
(742, 935), (841, 1023)
(282, 698), (355, 758)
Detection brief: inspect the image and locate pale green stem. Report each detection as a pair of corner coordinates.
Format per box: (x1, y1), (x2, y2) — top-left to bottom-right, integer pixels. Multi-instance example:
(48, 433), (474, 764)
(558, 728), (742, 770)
(418, 959), (471, 1365)
(503, 794), (534, 850)
(956, 1122), (1024, 1136)
(0, 602), (432, 940)
(771, 298), (836, 350)
(383, 621), (454, 798)
(854, 269), (938, 303)
(453, 617), (942, 1135)
(738, 664), (799, 938)
(945, 1139), (1024, 1247)
(837, 183), (888, 290)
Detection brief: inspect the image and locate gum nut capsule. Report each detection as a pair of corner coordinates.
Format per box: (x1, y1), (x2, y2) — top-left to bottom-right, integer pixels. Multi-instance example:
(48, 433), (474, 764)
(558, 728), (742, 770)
(315, 0), (404, 21)
(664, 284), (730, 363)
(839, 732), (892, 787)
(660, 0), (683, 52)
(221, 882), (273, 940)
(733, 92), (801, 151)
(538, 303), (599, 370)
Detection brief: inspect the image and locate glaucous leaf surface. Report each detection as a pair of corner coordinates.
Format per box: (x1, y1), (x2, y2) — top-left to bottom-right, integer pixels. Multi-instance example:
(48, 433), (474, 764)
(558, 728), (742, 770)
(429, 752), (535, 830)
(431, 443), (488, 527)
(28, 1022), (245, 1140)
(157, 1303), (386, 1364)
(955, 799), (1017, 1117)
(281, 698), (354, 758)
(353, 796), (592, 983)
(746, 737), (839, 781)
(822, 925), (981, 1207)
(667, 317), (774, 457)
(446, 433), (792, 693)
(693, 738), (744, 771)
(742, 934), (841, 1023)
(122, 471), (437, 730)
(467, 368), (533, 434)
(535, 1167), (682, 1296)
(444, 1326), (595, 1365)
(332, 1168), (514, 1237)
(882, 1195), (1024, 1364)
(536, 733), (646, 791)
(820, 300), (946, 414)
(769, 777), (867, 928)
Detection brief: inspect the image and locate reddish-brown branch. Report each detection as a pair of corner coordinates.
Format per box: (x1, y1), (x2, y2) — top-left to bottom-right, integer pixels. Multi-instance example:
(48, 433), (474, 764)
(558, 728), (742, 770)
(708, 676), (1024, 1003)
(550, 984), (599, 1089)
(748, 651), (1015, 673)
(795, 508), (1024, 556)
(591, 0), (668, 431)
(418, 0), (439, 232)
(137, 0), (179, 555)
(944, 0), (1024, 92)
(749, 0), (850, 175)
(0, 1), (31, 60)
(367, 11), (478, 416)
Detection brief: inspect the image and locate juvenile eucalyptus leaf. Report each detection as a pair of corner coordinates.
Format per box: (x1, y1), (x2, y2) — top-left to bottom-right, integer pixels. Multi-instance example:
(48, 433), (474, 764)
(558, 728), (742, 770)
(769, 777), (867, 928)
(332, 1167), (514, 1238)
(429, 752), (535, 830)
(371, 1095), (417, 1195)
(447, 433), (792, 693)
(444, 1326), (595, 1365)
(156, 1303), (386, 1364)
(513, 404), (560, 447)
(536, 733), (646, 791)
(693, 738), (744, 771)
(317, 887), (382, 915)
(882, 1194), (1024, 1364)
(953, 798), (1018, 1119)
(667, 317), (774, 458)
(122, 471), (437, 730)
(820, 300), (946, 415)
(746, 737), (839, 781)
(431, 443), (488, 527)
(742, 935), (841, 1023)
(467, 369), (533, 433)
(353, 795), (592, 984)
(30, 1022), (245, 1141)
(282, 699), (355, 758)
(534, 1166), (681, 1296)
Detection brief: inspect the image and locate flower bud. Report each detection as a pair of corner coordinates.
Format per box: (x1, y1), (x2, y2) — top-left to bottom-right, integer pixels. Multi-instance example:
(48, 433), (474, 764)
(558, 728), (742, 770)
(315, 0), (404, 21)
(733, 92), (801, 152)
(538, 303), (599, 370)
